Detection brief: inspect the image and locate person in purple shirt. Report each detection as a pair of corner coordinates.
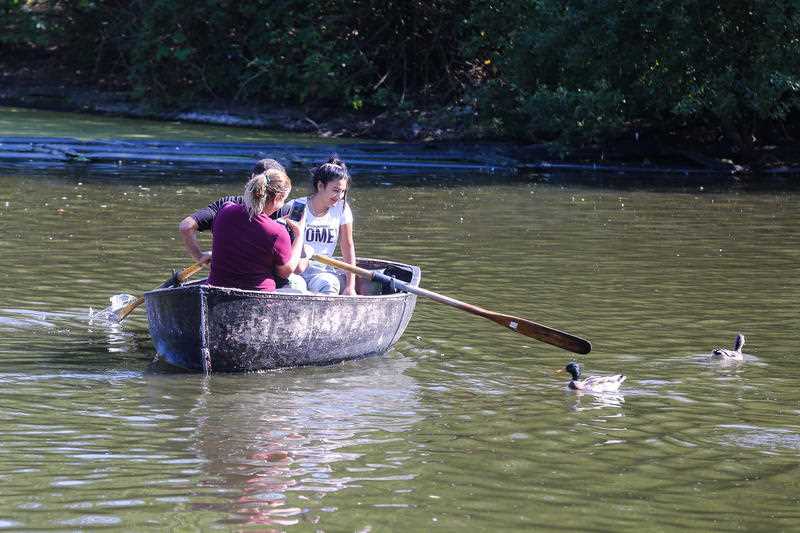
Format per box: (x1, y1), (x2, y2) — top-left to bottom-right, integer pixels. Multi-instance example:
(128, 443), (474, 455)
(207, 169), (305, 292)
(179, 158), (286, 265)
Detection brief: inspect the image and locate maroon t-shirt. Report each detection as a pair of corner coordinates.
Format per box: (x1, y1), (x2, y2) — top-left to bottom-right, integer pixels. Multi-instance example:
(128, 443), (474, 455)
(208, 203), (292, 291)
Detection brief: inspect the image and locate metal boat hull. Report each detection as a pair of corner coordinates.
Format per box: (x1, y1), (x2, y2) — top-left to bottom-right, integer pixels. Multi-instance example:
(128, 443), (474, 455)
(144, 259), (419, 372)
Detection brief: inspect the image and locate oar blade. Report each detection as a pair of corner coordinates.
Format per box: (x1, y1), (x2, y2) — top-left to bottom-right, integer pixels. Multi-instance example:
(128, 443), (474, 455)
(105, 260), (207, 323)
(492, 314), (592, 354)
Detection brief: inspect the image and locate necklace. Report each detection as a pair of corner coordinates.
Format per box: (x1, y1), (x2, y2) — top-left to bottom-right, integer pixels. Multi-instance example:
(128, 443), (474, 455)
(308, 195), (330, 217)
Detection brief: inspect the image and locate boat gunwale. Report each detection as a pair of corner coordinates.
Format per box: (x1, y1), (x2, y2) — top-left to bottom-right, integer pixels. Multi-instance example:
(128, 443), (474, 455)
(144, 257), (421, 300)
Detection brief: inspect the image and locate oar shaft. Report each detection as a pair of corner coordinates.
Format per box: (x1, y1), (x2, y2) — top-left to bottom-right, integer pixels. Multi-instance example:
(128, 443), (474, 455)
(312, 254), (591, 354)
(114, 260), (207, 321)
(313, 254), (375, 279)
(373, 270), (490, 316)
(160, 262), (206, 289)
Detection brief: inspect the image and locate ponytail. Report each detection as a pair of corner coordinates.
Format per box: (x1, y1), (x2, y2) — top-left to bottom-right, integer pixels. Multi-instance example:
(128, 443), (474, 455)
(243, 169), (291, 219)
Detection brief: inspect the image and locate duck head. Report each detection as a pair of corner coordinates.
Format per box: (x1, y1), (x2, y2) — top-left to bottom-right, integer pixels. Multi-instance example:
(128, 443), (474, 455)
(564, 362), (581, 381)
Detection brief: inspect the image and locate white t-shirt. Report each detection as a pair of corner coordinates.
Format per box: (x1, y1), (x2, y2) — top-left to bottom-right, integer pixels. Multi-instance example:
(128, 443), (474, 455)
(279, 196), (353, 258)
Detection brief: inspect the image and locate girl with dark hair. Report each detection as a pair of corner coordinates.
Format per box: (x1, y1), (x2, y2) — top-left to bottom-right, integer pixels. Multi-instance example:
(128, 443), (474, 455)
(278, 156), (357, 295)
(208, 169), (305, 292)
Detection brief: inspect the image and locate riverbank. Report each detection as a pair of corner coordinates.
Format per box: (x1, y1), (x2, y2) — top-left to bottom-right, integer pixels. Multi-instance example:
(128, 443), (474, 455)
(2, 66), (800, 177)
(0, 63), (482, 142)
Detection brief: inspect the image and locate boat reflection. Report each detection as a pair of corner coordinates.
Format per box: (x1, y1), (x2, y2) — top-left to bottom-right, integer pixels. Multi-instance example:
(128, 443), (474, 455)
(144, 355), (421, 527)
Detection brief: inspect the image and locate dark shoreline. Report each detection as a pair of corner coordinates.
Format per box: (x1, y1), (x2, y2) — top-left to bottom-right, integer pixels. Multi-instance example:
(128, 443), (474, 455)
(2, 73), (800, 178)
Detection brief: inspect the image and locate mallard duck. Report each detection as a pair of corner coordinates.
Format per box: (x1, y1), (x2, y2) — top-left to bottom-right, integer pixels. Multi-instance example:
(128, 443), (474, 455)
(558, 362), (626, 392)
(711, 333), (745, 361)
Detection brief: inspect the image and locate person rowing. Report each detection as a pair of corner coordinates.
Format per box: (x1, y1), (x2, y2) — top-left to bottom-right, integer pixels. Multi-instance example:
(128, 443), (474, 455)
(207, 169), (305, 292)
(178, 158), (286, 266)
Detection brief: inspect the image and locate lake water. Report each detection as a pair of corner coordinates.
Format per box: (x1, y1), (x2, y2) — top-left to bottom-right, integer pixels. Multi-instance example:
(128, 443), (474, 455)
(1, 114), (799, 530)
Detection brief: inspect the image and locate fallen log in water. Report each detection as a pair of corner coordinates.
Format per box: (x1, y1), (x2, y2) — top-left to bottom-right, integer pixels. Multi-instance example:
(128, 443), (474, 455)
(0, 135), (520, 174)
(0, 135), (773, 176)
(521, 161), (730, 175)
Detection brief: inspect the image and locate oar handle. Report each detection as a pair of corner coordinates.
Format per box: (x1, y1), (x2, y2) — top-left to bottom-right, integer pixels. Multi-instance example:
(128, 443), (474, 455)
(315, 253), (470, 308)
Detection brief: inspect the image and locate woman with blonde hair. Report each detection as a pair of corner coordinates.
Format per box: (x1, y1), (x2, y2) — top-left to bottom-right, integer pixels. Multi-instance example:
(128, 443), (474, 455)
(208, 169), (305, 291)
(179, 158), (286, 266)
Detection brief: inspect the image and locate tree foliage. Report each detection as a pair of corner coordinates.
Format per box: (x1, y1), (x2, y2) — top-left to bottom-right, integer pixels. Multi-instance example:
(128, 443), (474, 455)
(469, 0), (800, 151)
(2, 0), (800, 152)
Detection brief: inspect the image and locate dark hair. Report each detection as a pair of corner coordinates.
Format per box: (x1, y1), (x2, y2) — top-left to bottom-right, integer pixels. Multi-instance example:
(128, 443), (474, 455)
(311, 155), (350, 195)
(250, 158), (286, 177)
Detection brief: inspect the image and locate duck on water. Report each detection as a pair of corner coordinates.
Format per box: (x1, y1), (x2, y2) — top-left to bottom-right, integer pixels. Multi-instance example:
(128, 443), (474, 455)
(711, 333), (746, 362)
(558, 362), (626, 393)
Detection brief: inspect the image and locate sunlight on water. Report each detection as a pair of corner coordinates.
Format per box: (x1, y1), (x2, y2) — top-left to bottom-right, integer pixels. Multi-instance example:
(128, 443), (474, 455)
(0, 164), (798, 530)
(0, 106), (361, 144)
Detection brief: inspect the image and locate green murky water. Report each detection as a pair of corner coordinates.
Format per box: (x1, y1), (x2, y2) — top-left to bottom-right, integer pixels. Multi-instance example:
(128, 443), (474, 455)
(1, 110), (799, 531)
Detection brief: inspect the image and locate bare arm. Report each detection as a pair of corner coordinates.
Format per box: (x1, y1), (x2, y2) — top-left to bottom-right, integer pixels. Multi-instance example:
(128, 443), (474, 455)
(294, 244), (315, 274)
(274, 217), (306, 278)
(275, 211), (308, 278)
(179, 216), (212, 266)
(339, 222), (356, 295)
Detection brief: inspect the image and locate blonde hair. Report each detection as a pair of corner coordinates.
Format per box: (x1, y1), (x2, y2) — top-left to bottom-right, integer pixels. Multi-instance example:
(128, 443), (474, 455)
(243, 169), (291, 220)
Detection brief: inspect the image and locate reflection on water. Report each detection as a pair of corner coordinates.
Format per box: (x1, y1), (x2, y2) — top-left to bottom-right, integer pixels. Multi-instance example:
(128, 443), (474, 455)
(1, 167), (799, 530)
(0, 106), (351, 144)
(0, 352), (420, 529)
(566, 389), (627, 412)
(178, 357), (421, 527)
(719, 424), (800, 451)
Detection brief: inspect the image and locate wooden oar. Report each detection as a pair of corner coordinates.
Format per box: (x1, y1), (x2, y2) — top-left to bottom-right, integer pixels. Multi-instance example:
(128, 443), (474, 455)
(112, 260), (208, 322)
(312, 254), (592, 354)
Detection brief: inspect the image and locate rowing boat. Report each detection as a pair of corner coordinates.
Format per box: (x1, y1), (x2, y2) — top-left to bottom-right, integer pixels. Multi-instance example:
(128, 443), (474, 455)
(144, 258), (420, 372)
